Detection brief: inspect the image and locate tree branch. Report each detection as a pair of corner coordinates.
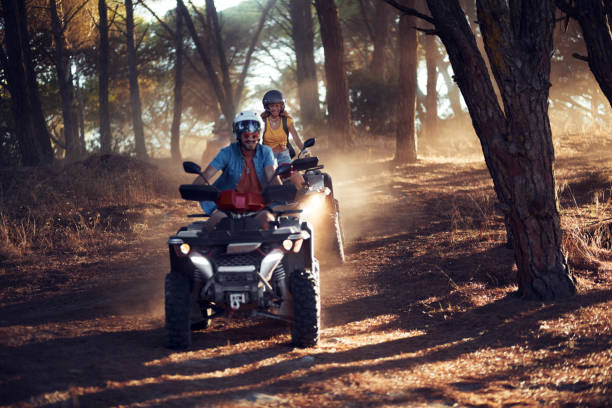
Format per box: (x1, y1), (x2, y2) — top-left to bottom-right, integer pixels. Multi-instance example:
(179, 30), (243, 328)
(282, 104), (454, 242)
(572, 52), (589, 62)
(554, 0), (578, 17)
(63, 0), (93, 32)
(358, 0), (375, 43)
(206, 0), (233, 109)
(233, 0), (276, 104)
(381, 0), (435, 24)
(414, 26), (438, 35)
(178, 0), (226, 109)
(140, 0), (176, 37)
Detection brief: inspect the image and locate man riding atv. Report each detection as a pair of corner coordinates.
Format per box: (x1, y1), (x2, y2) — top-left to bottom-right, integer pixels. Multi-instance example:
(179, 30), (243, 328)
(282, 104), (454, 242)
(165, 111), (321, 349)
(194, 111), (281, 230)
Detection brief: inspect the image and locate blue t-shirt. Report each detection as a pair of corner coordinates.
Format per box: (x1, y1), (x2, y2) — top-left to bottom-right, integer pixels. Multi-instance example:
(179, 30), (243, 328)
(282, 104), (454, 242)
(200, 142), (275, 214)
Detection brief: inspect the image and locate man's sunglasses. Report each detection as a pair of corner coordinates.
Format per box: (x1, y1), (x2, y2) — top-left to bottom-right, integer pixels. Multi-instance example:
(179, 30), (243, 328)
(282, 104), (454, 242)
(242, 131), (260, 139)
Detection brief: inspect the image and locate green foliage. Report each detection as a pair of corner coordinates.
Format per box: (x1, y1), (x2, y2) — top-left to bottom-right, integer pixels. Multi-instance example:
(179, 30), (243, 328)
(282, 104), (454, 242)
(348, 69), (398, 135)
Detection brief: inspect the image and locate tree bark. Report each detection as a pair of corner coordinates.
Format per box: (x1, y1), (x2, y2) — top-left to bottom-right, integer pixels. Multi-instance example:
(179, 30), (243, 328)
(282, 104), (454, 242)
(1, 0), (38, 165)
(423, 32), (439, 139)
(370, 1), (390, 79)
(98, 0), (112, 154)
(170, 2), (184, 163)
(18, 0), (54, 164)
(394, 2), (418, 162)
(556, 0), (612, 108)
(314, 0), (352, 149)
(125, 0), (147, 159)
(289, 0), (320, 126)
(50, 0), (79, 160)
(422, 0), (575, 299)
(1, 0), (54, 165)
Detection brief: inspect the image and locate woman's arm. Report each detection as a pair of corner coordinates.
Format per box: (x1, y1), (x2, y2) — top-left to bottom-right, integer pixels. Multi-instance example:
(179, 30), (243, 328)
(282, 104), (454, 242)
(289, 123), (304, 150)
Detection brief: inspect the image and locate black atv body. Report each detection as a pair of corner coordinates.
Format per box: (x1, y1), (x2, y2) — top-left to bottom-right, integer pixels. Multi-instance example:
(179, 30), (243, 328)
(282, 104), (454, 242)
(164, 165), (321, 349)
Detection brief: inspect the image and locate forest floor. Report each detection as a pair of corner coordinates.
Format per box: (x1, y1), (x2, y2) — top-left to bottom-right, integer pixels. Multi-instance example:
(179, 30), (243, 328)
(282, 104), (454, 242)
(0, 133), (611, 407)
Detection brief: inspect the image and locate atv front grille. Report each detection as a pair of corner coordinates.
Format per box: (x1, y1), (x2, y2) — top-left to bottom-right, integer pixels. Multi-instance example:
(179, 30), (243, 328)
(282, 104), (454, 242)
(216, 272), (257, 284)
(213, 252), (262, 286)
(215, 252), (262, 268)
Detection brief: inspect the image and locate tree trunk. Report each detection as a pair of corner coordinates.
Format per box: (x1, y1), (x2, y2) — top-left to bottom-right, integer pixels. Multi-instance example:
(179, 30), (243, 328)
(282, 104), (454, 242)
(289, 0), (320, 126)
(74, 69), (86, 153)
(178, 0), (275, 124)
(50, 0), (79, 160)
(98, 0), (112, 154)
(1, 0), (54, 165)
(125, 0), (147, 159)
(394, 2), (418, 162)
(439, 59), (464, 119)
(314, 0), (352, 149)
(424, 0), (576, 299)
(18, 0), (54, 164)
(170, 1), (184, 163)
(206, 0), (234, 116)
(1, 0), (37, 165)
(423, 32), (438, 139)
(556, 0), (612, 108)
(370, 1), (390, 79)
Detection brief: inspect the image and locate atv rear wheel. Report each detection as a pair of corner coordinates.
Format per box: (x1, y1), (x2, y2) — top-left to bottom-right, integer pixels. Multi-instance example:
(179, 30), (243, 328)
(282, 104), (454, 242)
(331, 203), (345, 264)
(326, 198), (345, 265)
(290, 267), (321, 347)
(165, 271), (193, 349)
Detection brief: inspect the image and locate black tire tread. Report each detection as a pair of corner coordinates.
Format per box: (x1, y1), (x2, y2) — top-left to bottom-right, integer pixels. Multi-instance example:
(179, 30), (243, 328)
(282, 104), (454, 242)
(290, 269), (321, 347)
(165, 271), (192, 349)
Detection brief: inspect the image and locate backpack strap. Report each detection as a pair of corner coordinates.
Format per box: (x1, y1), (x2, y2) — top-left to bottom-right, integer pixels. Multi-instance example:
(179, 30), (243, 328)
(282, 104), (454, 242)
(283, 116), (296, 158)
(282, 115), (288, 138)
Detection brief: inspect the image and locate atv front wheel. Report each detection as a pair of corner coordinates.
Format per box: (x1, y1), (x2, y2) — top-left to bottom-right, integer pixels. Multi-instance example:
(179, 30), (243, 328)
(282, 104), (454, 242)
(165, 271), (193, 349)
(191, 302), (213, 331)
(290, 268), (321, 347)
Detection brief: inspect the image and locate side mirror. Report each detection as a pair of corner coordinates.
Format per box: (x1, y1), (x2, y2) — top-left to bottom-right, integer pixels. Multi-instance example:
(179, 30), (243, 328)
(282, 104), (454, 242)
(303, 138), (315, 148)
(183, 161), (202, 175)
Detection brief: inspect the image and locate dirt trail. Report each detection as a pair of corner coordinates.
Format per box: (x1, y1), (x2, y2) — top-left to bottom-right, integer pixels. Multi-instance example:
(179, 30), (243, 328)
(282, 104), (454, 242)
(0, 152), (610, 407)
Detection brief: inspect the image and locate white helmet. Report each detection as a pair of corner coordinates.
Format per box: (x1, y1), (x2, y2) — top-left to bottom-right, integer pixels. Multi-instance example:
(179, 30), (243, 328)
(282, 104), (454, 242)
(232, 111), (262, 140)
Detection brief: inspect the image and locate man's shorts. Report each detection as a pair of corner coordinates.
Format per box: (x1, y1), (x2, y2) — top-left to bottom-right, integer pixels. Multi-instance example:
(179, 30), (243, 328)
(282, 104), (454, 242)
(275, 149), (292, 164)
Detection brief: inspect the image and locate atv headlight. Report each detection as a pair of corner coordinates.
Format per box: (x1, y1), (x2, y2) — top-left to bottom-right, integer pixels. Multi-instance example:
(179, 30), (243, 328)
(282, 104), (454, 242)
(282, 239), (293, 251)
(179, 243), (191, 255)
(301, 193), (327, 218)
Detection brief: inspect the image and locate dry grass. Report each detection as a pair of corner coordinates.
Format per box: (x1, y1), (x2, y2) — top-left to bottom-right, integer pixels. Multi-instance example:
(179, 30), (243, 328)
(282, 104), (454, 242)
(0, 155), (184, 259)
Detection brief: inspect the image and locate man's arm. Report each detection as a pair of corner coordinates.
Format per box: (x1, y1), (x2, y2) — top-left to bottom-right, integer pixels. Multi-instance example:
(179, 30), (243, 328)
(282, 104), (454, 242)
(193, 165), (219, 185)
(265, 165), (281, 186)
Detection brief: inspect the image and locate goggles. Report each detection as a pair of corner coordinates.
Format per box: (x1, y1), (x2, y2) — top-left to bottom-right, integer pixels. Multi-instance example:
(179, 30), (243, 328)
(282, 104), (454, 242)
(234, 120), (261, 134)
(241, 131), (260, 140)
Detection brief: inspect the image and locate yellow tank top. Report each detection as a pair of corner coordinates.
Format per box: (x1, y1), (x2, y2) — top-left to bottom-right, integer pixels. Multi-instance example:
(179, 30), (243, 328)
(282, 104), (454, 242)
(263, 116), (293, 150)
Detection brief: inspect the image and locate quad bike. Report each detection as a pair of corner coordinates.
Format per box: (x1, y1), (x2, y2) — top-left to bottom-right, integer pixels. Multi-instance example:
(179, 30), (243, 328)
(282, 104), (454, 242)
(286, 138), (345, 265)
(164, 161), (321, 349)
